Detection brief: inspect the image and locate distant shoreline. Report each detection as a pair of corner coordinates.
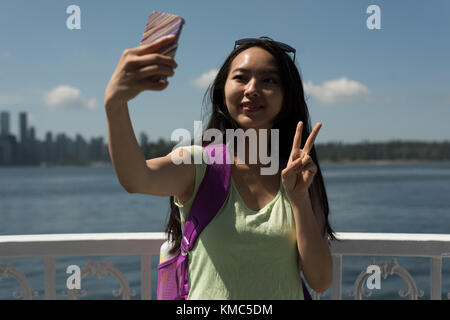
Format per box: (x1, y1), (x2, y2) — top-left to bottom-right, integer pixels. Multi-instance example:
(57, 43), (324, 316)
(1, 160), (450, 168)
(320, 159), (450, 165)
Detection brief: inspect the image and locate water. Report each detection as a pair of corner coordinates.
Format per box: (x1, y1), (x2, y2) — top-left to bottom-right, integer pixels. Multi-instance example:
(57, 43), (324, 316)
(1, 162), (449, 300)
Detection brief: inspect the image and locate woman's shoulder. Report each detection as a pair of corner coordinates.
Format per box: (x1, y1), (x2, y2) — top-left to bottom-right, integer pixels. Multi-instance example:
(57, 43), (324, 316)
(174, 143), (230, 164)
(171, 144), (207, 164)
(172, 145), (208, 207)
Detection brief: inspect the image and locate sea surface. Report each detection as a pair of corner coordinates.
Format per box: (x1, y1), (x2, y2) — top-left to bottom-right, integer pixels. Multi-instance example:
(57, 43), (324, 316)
(1, 162), (449, 300)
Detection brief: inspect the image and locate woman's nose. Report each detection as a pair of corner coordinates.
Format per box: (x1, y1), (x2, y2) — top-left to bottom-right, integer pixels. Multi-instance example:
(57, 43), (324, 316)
(244, 78), (260, 97)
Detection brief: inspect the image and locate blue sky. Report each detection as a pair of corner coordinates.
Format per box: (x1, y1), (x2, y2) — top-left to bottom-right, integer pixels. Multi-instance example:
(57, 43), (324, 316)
(0, 0), (449, 144)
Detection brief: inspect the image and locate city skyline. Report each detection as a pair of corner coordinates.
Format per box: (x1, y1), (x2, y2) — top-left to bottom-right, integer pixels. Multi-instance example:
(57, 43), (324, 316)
(0, 109), (165, 145)
(0, 110), (114, 165)
(2, 109), (449, 166)
(0, 110), (118, 143)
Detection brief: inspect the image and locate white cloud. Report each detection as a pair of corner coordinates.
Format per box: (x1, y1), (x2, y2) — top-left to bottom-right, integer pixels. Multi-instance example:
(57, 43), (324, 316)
(192, 69), (218, 88)
(43, 85), (97, 110)
(303, 77), (370, 104)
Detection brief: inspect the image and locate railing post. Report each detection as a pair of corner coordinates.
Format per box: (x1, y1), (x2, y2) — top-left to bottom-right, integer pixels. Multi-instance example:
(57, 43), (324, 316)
(44, 257), (56, 300)
(141, 255), (152, 300)
(331, 254), (342, 300)
(430, 257), (442, 300)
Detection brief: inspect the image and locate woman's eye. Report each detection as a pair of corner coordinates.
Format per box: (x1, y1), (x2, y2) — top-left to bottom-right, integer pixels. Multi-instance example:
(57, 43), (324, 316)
(232, 75), (277, 84)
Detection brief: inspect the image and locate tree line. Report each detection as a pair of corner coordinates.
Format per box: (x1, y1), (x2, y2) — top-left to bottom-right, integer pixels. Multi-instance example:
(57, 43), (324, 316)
(142, 139), (450, 162)
(315, 141), (450, 162)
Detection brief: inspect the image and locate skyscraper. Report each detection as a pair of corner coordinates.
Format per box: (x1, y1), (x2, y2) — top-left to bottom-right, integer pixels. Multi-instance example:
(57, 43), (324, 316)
(1, 111), (10, 137)
(19, 112), (27, 144)
(140, 132), (148, 148)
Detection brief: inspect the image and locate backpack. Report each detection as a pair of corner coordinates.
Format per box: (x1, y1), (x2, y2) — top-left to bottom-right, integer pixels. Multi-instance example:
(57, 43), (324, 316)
(156, 143), (312, 300)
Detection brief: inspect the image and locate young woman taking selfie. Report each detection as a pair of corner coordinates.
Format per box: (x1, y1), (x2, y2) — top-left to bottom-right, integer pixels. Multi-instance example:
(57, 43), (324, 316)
(104, 35), (337, 299)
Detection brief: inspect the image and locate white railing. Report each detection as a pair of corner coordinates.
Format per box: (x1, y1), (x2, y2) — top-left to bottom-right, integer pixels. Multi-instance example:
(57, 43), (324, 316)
(0, 232), (449, 300)
(325, 232), (450, 300)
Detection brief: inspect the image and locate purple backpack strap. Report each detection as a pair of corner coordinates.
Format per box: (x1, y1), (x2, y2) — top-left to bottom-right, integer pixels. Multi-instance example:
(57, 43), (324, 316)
(176, 144), (231, 299)
(182, 143), (231, 250)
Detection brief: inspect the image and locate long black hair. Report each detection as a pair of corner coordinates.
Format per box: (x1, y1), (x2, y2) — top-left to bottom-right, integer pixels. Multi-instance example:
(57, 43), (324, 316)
(166, 37), (338, 255)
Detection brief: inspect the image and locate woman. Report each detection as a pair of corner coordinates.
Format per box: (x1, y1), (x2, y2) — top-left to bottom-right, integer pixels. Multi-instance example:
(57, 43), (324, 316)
(104, 35), (337, 299)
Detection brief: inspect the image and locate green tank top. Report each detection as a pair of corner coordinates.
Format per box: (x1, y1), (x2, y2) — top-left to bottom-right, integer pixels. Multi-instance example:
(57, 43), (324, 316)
(173, 144), (304, 300)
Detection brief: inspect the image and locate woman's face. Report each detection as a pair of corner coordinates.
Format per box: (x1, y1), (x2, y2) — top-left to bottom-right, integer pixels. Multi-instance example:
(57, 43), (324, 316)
(224, 47), (284, 131)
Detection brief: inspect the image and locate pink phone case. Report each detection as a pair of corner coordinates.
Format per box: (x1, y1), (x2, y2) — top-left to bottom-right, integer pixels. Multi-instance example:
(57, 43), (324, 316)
(140, 11), (185, 81)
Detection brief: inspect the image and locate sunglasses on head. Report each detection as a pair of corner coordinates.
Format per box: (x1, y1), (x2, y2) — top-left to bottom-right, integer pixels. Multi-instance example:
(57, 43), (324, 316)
(234, 36), (296, 63)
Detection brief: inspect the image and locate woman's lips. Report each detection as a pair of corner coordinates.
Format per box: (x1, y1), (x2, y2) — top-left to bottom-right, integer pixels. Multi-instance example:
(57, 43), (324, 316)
(241, 104), (263, 112)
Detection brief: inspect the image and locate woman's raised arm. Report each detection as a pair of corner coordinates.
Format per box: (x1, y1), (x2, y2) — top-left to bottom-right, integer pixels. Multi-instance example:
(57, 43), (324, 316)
(104, 35), (194, 200)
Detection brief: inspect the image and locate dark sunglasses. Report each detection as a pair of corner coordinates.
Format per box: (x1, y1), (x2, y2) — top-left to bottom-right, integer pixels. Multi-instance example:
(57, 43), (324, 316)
(234, 36), (296, 63)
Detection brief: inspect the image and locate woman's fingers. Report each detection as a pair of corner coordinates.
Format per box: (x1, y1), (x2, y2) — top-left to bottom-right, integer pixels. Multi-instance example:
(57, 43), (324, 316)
(124, 54), (177, 73)
(283, 156), (301, 179)
(303, 122), (322, 155)
(285, 154), (306, 173)
(286, 154), (314, 172)
(104, 36), (179, 104)
(295, 155), (316, 173)
(135, 35), (177, 55)
(142, 78), (170, 91)
(122, 36), (178, 72)
(289, 121), (303, 161)
(134, 64), (175, 80)
(289, 121), (322, 162)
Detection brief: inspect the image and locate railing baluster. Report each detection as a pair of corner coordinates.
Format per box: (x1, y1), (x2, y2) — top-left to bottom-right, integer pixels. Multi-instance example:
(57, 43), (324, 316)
(430, 257), (442, 300)
(141, 255), (152, 300)
(44, 256), (56, 300)
(331, 254), (342, 300)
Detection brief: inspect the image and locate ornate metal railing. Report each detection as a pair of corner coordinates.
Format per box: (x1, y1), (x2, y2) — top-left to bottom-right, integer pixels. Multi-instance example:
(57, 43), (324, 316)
(0, 232), (449, 300)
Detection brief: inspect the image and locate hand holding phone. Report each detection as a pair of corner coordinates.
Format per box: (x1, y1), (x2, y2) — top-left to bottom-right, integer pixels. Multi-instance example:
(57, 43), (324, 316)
(104, 12), (184, 105)
(105, 36), (178, 105)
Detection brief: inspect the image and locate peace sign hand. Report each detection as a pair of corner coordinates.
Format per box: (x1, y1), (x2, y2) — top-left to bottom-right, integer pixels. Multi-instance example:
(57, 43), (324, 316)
(281, 121), (322, 201)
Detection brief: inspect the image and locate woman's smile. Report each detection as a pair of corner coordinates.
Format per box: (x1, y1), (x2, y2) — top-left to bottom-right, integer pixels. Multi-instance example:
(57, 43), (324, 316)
(242, 106), (262, 112)
(241, 101), (264, 112)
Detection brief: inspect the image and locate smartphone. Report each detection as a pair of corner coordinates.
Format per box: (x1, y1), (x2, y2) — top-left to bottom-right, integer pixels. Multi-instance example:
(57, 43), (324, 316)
(140, 11), (185, 81)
